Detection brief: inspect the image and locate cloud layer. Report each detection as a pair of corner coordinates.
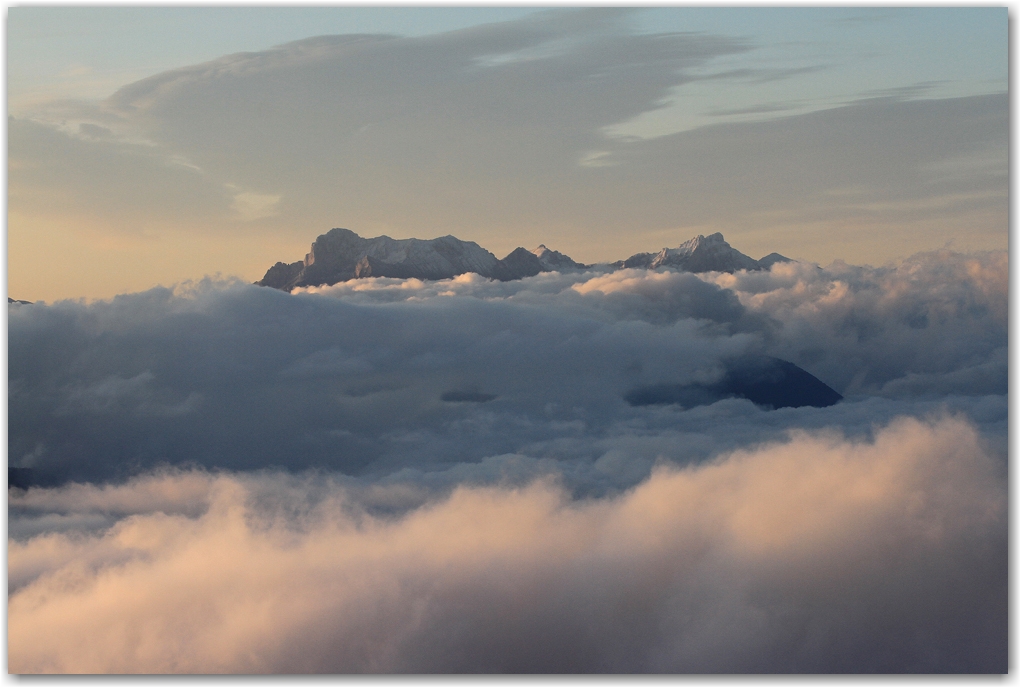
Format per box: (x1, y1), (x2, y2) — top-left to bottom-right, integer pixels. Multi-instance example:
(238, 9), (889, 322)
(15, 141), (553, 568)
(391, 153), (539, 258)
(9, 416), (1006, 673)
(8, 248), (1007, 672)
(10, 249), (1006, 488)
(6, 10), (1006, 670)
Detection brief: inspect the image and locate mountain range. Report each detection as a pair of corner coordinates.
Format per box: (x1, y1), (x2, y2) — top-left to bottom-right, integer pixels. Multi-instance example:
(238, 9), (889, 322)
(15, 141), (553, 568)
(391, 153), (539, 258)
(257, 228), (788, 291)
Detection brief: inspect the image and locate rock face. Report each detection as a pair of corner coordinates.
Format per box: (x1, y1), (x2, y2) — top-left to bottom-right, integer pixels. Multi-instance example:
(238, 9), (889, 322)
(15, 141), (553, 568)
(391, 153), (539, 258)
(616, 232), (765, 273)
(758, 252), (793, 269)
(281, 228), (501, 289)
(532, 244), (587, 271)
(256, 227), (793, 291)
(498, 247), (544, 280)
(257, 228), (587, 290)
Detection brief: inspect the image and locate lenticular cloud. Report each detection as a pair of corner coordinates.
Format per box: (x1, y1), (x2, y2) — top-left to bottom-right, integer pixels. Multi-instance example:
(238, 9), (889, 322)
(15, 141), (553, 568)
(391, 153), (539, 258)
(7, 248), (1008, 673)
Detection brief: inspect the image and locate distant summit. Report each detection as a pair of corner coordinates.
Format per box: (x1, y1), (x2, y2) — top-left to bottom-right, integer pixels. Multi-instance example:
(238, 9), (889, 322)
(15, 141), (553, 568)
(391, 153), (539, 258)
(615, 232), (772, 273)
(625, 356), (842, 411)
(758, 252), (793, 269)
(532, 245), (586, 271)
(257, 228), (588, 290)
(257, 228), (790, 291)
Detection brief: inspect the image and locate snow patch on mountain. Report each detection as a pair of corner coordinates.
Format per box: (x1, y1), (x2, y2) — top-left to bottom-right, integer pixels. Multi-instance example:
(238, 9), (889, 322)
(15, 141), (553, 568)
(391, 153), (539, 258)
(616, 232), (764, 273)
(257, 228), (791, 291)
(532, 245), (587, 271)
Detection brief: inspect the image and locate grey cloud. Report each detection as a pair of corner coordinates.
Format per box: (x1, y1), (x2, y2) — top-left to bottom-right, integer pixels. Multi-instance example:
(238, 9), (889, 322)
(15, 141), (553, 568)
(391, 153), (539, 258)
(77, 122), (113, 139)
(441, 390), (498, 403)
(64, 11), (755, 243)
(878, 347), (1007, 398)
(858, 80), (946, 102)
(833, 9), (902, 25)
(710, 250), (1008, 396)
(56, 371), (202, 417)
(8, 117), (232, 224)
(8, 248), (1006, 491)
(10, 275), (748, 484)
(605, 94), (1007, 236)
(6, 10), (1007, 669)
(310, 248), (1006, 399)
(705, 102), (800, 117)
(692, 64), (827, 85)
(87, 13), (1002, 258)
(7, 246), (1007, 673)
(109, 12), (747, 132)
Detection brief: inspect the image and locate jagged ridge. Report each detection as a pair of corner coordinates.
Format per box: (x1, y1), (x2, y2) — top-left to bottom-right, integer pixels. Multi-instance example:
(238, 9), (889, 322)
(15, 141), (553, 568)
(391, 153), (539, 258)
(614, 232), (773, 273)
(257, 228), (590, 291)
(256, 228), (789, 291)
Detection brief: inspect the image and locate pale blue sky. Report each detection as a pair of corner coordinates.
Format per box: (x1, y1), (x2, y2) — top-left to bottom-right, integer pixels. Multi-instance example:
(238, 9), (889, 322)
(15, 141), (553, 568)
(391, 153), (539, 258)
(8, 7), (542, 108)
(6, 7), (1009, 301)
(10, 7), (1006, 122)
(619, 8), (1007, 137)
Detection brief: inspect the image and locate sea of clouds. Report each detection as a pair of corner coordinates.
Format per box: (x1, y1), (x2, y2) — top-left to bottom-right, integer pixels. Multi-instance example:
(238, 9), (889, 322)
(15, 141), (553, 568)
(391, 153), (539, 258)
(8, 248), (1007, 672)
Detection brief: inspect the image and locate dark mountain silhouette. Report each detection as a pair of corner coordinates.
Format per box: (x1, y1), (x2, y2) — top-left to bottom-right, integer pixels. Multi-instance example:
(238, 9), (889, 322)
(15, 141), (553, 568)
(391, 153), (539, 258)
(8, 467), (34, 490)
(625, 356), (842, 410)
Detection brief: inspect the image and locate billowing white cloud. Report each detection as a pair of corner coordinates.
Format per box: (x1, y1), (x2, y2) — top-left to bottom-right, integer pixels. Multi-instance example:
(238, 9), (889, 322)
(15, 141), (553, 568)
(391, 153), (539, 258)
(8, 416), (1006, 673)
(708, 249), (1008, 395)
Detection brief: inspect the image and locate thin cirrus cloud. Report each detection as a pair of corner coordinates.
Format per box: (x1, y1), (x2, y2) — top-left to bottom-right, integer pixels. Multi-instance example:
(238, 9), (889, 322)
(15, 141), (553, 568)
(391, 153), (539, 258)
(93, 13), (1007, 259)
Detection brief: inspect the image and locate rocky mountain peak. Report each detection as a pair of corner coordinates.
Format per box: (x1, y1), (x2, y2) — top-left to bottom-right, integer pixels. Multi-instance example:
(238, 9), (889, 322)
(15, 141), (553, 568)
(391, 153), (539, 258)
(615, 232), (763, 273)
(256, 228), (790, 292)
(531, 244), (587, 271)
(256, 228), (585, 291)
(652, 232), (761, 272)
